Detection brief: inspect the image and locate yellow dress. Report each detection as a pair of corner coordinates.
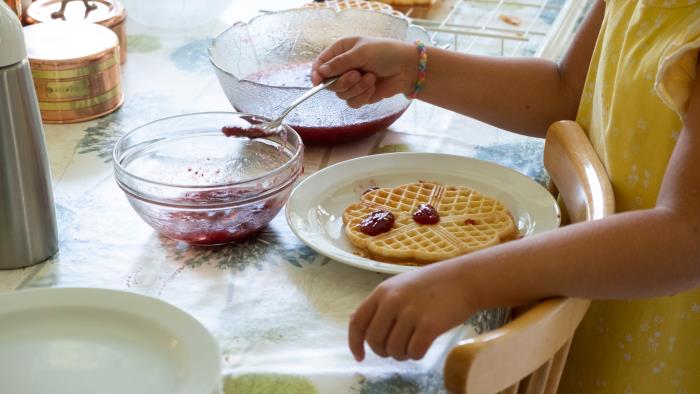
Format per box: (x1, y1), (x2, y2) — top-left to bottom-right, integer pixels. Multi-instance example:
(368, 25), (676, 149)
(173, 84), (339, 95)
(559, 1), (700, 393)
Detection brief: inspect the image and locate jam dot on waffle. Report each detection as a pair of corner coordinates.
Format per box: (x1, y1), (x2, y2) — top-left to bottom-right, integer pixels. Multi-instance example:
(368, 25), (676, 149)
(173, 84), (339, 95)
(413, 204), (440, 225)
(464, 218), (477, 225)
(359, 210), (395, 236)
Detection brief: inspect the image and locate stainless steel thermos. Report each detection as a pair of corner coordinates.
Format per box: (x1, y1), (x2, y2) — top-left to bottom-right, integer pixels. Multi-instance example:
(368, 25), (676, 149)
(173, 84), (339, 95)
(0, 1), (58, 269)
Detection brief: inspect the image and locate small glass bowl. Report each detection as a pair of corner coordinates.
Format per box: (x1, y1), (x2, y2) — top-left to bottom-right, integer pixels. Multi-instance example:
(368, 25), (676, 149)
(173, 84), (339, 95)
(113, 112), (303, 245)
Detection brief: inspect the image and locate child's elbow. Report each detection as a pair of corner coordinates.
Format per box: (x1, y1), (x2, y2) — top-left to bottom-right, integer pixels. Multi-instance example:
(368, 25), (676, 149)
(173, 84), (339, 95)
(676, 217), (700, 292)
(687, 226), (700, 288)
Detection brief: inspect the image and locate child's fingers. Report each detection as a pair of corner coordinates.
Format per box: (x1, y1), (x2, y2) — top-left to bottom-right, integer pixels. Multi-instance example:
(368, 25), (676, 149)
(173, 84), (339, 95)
(372, 79), (405, 103)
(337, 73), (376, 100)
(406, 322), (436, 360)
(348, 297), (378, 362)
(331, 71), (362, 93)
(347, 86), (376, 109)
(367, 92), (385, 105)
(385, 316), (416, 361)
(365, 302), (396, 358)
(313, 37), (357, 70)
(318, 51), (362, 79)
(312, 37), (360, 85)
(316, 41), (366, 79)
(311, 70), (324, 86)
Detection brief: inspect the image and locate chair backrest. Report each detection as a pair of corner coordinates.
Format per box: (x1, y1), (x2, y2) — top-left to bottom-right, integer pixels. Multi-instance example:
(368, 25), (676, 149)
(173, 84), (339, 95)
(443, 120), (615, 394)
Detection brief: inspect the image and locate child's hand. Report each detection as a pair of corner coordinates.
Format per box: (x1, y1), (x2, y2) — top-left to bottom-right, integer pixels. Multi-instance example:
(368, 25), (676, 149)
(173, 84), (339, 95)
(349, 264), (478, 361)
(311, 37), (418, 108)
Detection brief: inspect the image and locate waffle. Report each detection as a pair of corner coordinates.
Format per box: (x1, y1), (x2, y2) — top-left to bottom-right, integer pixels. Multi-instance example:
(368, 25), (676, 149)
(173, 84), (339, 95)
(376, 0), (435, 6)
(343, 182), (518, 265)
(304, 0), (406, 17)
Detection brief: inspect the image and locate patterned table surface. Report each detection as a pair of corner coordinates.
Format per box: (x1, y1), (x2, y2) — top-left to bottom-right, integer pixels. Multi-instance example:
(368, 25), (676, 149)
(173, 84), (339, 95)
(0, 1), (559, 393)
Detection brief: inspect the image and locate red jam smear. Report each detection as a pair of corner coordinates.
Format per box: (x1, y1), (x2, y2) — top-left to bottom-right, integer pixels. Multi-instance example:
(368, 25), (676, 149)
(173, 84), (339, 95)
(413, 204), (440, 225)
(244, 63), (406, 145)
(359, 210), (395, 236)
(221, 125), (273, 139)
(464, 219), (477, 225)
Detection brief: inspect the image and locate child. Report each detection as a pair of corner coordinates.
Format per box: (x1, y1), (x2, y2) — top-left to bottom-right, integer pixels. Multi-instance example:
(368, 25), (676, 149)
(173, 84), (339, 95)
(311, 1), (700, 392)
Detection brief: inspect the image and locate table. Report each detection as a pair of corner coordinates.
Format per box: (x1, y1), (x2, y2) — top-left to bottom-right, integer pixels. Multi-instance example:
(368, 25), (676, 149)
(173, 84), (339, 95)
(0, 2), (556, 393)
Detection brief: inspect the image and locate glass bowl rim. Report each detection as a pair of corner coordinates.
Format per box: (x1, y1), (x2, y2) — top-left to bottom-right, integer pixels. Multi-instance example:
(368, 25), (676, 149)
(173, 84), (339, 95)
(207, 7), (432, 90)
(112, 111), (303, 190)
(115, 166), (302, 209)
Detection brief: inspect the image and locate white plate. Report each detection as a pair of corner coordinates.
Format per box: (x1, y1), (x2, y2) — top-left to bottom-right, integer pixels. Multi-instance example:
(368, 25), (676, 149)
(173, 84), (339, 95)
(287, 153), (560, 274)
(0, 288), (221, 394)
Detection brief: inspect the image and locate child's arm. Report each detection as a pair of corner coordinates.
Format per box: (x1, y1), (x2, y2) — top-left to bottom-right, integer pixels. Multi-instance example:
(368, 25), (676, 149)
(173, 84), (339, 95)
(312, 1), (605, 137)
(348, 60), (700, 362)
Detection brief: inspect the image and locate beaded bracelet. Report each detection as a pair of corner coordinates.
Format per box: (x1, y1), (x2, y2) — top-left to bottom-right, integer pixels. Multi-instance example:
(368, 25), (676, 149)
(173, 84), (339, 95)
(409, 40), (428, 99)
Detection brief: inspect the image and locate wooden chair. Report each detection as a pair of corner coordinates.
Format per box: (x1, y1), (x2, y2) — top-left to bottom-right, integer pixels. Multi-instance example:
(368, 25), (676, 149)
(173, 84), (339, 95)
(443, 120), (615, 394)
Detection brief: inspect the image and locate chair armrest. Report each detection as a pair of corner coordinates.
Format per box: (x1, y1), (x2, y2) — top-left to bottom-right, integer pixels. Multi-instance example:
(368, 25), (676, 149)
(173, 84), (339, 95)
(543, 120), (615, 222)
(443, 120), (613, 394)
(444, 298), (590, 394)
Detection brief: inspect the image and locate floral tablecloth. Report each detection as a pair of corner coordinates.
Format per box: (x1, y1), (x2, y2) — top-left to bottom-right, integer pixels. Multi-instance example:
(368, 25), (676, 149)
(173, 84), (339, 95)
(0, 1), (575, 393)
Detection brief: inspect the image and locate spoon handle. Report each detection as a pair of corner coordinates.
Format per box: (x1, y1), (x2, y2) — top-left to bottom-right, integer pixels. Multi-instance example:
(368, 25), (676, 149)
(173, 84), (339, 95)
(268, 76), (340, 129)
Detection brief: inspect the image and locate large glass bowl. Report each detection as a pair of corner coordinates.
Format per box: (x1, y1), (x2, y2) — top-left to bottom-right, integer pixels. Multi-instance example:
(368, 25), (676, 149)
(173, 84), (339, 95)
(113, 112), (303, 245)
(209, 8), (431, 145)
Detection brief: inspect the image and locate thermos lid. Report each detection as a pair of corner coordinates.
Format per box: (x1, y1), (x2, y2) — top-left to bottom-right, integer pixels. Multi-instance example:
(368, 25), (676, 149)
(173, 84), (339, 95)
(26, 0), (126, 28)
(0, 1), (27, 67)
(23, 21), (118, 61)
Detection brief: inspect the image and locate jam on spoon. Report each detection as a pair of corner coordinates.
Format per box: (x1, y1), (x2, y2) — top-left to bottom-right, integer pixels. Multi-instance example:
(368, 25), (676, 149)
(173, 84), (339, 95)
(412, 204), (440, 225)
(221, 125), (274, 139)
(359, 210), (395, 236)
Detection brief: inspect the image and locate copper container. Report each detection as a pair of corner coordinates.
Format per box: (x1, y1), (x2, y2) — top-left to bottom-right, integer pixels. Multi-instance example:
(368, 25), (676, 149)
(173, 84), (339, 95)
(24, 22), (123, 123)
(3, 0), (21, 18)
(26, 0), (127, 64)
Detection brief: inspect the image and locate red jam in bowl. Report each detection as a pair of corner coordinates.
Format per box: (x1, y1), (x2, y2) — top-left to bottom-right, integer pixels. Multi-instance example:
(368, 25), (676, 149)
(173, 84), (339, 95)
(359, 210), (395, 236)
(413, 204), (440, 225)
(290, 111), (405, 145)
(148, 189), (289, 245)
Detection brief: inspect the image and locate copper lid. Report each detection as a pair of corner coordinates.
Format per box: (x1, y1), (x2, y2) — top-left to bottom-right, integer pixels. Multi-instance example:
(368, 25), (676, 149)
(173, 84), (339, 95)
(24, 21), (118, 62)
(3, 0), (22, 18)
(27, 0), (125, 27)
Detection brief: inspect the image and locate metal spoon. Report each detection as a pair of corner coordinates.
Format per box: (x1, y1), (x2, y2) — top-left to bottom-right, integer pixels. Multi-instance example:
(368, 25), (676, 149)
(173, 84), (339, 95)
(265, 76), (340, 131)
(223, 76), (340, 138)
